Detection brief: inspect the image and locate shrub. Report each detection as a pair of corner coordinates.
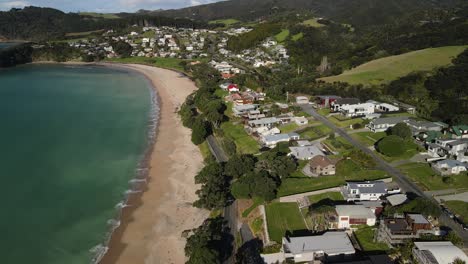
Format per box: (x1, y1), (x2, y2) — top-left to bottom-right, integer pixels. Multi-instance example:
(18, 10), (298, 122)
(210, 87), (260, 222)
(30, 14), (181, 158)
(376, 135), (405, 157)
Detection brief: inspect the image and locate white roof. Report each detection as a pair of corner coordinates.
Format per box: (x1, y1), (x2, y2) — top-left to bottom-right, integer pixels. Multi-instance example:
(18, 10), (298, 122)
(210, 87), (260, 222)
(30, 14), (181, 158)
(414, 241), (468, 264)
(386, 194), (408, 206)
(335, 205), (375, 219)
(288, 145), (324, 160)
(283, 232), (355, 256)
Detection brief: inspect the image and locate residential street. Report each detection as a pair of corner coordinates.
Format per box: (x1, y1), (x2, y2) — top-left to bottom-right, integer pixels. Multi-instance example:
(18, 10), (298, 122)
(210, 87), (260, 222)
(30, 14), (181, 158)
(299, 103), (468, 245)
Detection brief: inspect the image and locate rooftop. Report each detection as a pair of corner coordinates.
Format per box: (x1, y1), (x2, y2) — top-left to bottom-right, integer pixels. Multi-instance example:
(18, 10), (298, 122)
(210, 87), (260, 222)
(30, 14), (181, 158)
(347, 181), (387, 194)
(310, 155), (335, 168)
(414, 241), (468, 264)
(335, 205), (375, 219)
(370, 116), (409, 126)
(283, 232), (355, 256)
(408, 214), (430, 224)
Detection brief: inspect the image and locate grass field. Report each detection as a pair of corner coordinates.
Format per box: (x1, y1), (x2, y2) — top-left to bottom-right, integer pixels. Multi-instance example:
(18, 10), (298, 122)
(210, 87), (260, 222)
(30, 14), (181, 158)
(352, 132), (386, 146)
(209, 19), (240, 27)
(298, 125), (332, 140)
(320, 45), (468, 85)
(265, 203), (307, 243)
(278, 159), (388, 196)
(279, 122), (299, 133)
(354, 226), (389, 252)
(198, 141), (212, 160)
(317, 108), (330, 116)
(79, 12), (120, 19)
(220, 122), (259, 154)
(308, 192), (343, 204)
(376, 136), (420, 162)
(445, 201), (468, 223)
(292, 32), (304, 41)
(322, 136), (354, 153)
(65, 29), (104, 37)
(328, 115), (364, 128)
(398, 163), (468, 191)
(104, 57), (186, 72)
(301, 18), (325, 28)
(275, 29), (290, 43)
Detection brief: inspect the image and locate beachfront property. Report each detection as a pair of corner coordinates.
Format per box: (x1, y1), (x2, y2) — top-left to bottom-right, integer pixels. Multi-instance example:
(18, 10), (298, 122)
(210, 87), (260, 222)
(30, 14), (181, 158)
(432, 159), (467, 175)
(366, 116), (409, 133)
(261, 232), (356, 264)
(233, 104), (258, 117)
(376, 214), (436, 246)
(341, 181), (388, 202)
(413, 241), (468, 264)
(248, 117), (280, 128)
(261, 133), (300, 148)
(447, 125), (468, 139)
(331, 98), (360, 112)
(339, 103), (375, 118)
(335, 205), (376, 229)
(288, 144), (324, 160)
(309, 155), (336, 176)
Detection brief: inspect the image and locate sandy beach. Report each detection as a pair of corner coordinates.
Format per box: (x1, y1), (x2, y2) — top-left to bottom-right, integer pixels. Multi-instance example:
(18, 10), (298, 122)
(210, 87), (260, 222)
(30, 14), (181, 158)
(99, 64), (208, 264)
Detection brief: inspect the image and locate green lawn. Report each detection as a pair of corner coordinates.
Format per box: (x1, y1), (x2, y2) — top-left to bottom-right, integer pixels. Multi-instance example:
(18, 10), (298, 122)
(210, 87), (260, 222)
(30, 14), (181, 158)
(265, 203), (307, 243)
(208, 18), (240, 27)
(301, 18), (325, 28)
(445, 201), (468, 223)
(322, 136), (354, 153)
(279, 122), (299, 133)
(320, 45), (468, 85)
(105, 57), (186, 72)
(242, 197), (264, 217)
(220, 122), (259, 154)
(214, 88), (228, 99)
(328, 115), (363, 128)
(292, 32), (304, 41)
(275, 29), (290, 43)
(354, 226), (389, 252)
(198, 141), (212, 160)
(352, 132), (386, 146)
(317, 108), (331, 116)
(308, 192), (343, 204)
(398, 163), (468, 191)
(298, 125), (332, 140)
(376, 136), (420, 162)
(278, 159), (389, 196)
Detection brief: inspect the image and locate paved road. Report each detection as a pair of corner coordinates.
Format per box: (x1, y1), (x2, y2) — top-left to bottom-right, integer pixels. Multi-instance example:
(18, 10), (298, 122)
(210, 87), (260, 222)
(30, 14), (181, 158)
(207, 135), (229, 162)
(299, 104), (468, 245)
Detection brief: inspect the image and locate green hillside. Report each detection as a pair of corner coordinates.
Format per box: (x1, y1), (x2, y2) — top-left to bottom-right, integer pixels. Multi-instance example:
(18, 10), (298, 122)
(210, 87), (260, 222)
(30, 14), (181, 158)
(320, 45), (468, 85)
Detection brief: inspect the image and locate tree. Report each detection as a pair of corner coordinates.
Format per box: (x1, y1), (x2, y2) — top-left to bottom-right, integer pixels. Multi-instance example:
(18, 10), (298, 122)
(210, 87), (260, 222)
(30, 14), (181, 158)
(376, 135), (406, 157)
(236, 239), (263, 264)
(194, 172), (231, 209)
(389, 123), (412, 140)
(112, 41), (132, 57)
(195, 162), (223, 184)
(204, 100), (226, 128)
(447, 231), (463, 247)
(222, 138), (237, 156)
(453, 257), (466, 264)
(224, 155), (256, 179)
(191, 117), (210, 145)
(231, 171), (278, 201)
(256, 151), (296, 180)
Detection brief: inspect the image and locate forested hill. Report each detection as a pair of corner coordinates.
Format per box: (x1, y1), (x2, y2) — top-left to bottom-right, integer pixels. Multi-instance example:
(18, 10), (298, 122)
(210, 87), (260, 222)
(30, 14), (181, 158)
(0, 6), (210, 41)
(155, 0), (464, 26)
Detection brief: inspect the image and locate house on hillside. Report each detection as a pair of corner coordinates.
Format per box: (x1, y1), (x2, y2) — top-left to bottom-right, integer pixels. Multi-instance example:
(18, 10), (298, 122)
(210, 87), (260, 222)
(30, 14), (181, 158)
(427, 138), (468, 158)
(233, 104), (257, 117)
(288, 144), (324, 160)
(340, 103), (375, 117)
(366, 116), (410, 133)
(375, 103), (399, 112)
(294, 116), (309, 126)
(335, 205), (376, 229)
(404, 119), (447, 135)
(262, 133), (300, 148)
(433, 159), (467, 175)
(376, 214), (436, 245)
(331, 98), (360, 112)
(316, 95), (341, 107)
(309, 155), (336, 176)
(248, 117), (279, 128)
(447, 125), (468, 139)
(413, 241), (468, 264)
(261, 232), (356, 264)
(296, 96), (309, 104)
(341, 181), (387, 202)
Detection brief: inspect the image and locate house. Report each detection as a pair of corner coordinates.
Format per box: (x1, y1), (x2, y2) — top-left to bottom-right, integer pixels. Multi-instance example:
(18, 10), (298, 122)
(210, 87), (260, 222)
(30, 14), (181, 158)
(447, 125), (468, 139)
(316, 95), (341, 107)
(294, 116), (309, 126)
(376, 103), (399, 112)
(296, 96), (309, 104)
(366, 116), (409, 133)
(247, 110), (265, 120)
(428, 139), (468, 158)
(248, 117), (279, 128)
(335, 205), (376, 229)
(288, 144), (324, 160)
(261, 232), (355, 264)
(227, 84), (239, 93)
(355, 201), (385, 216)
(341, 181), (387, 202)
(297, 140), (312, 147)
(309, 155), (336, 176)
(413, 241), (468, 264)
(340, 103), (375, 117)
(331, 98), (360, 112)
(397, 102), (417, 114)
(262, 133), (300, 148)
(257, 127), (281, 137)
(376, 214), (435, 245)
(405, 119), (447, 135)
(219, 82), (232, 90)
(233, 104), (257, 116)
(386, 194), (408, 206)
(433, 159), (467, 175)
(417, 130), (443, 144)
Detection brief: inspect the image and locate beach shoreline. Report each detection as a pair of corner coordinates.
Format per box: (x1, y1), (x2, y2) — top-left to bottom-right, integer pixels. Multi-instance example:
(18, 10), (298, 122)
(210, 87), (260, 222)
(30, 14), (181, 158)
(98, 63), (208, 264)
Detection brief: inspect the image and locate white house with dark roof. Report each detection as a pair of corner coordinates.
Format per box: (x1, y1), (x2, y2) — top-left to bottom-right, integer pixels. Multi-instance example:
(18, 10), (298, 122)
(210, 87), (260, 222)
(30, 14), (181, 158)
(261, 232), (355, 264)
(366, 116), (410, 133)
(433, 159), (467, 175)
(262, 133), (300, 148)
(341, 181), (387, 202)
(340, 103), (375, 117)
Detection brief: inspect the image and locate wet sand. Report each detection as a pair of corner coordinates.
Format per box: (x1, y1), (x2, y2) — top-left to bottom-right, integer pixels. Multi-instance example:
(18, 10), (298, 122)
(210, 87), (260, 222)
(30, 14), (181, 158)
(99, 64), (208, 264)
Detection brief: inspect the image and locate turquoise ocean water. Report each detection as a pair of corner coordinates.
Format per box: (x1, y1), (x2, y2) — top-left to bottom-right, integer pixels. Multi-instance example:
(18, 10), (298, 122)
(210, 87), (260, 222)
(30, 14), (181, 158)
(0, 64), (154, 263)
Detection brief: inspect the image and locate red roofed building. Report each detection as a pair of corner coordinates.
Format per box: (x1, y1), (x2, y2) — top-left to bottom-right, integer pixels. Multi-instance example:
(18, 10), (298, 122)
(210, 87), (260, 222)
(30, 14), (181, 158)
(227, 84), (240, 93)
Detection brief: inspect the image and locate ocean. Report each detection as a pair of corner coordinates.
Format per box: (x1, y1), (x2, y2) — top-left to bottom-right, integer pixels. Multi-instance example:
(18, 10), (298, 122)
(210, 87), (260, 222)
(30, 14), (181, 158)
(0, 64), (155, 263)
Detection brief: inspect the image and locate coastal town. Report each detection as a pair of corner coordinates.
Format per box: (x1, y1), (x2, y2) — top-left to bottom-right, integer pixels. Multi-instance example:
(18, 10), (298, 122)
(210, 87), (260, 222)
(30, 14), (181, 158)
(57, 22), (468, 264)
(2, 3), (468, 264)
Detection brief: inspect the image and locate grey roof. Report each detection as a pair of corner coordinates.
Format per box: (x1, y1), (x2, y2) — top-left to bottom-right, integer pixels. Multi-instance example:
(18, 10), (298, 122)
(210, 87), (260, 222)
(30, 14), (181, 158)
(370, 116), (409, 126)
(347, 181), (387, 194)
(335, 205), (375, 219)
(248, 117), (279, 126)
(447, 139), (468, 147)
(263, 133), (290, 143)
(386, 194), (408, 206)
(297, 140), (312, 147)
(234, 104), (257, 111)
(335, 98), (360, 105)
(289, 145), (324, 160)
(283, 232), (355, 256)
(436, 159), (467, 168)
(407, 214), (430, 224)
(414, 241), (468, 264)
